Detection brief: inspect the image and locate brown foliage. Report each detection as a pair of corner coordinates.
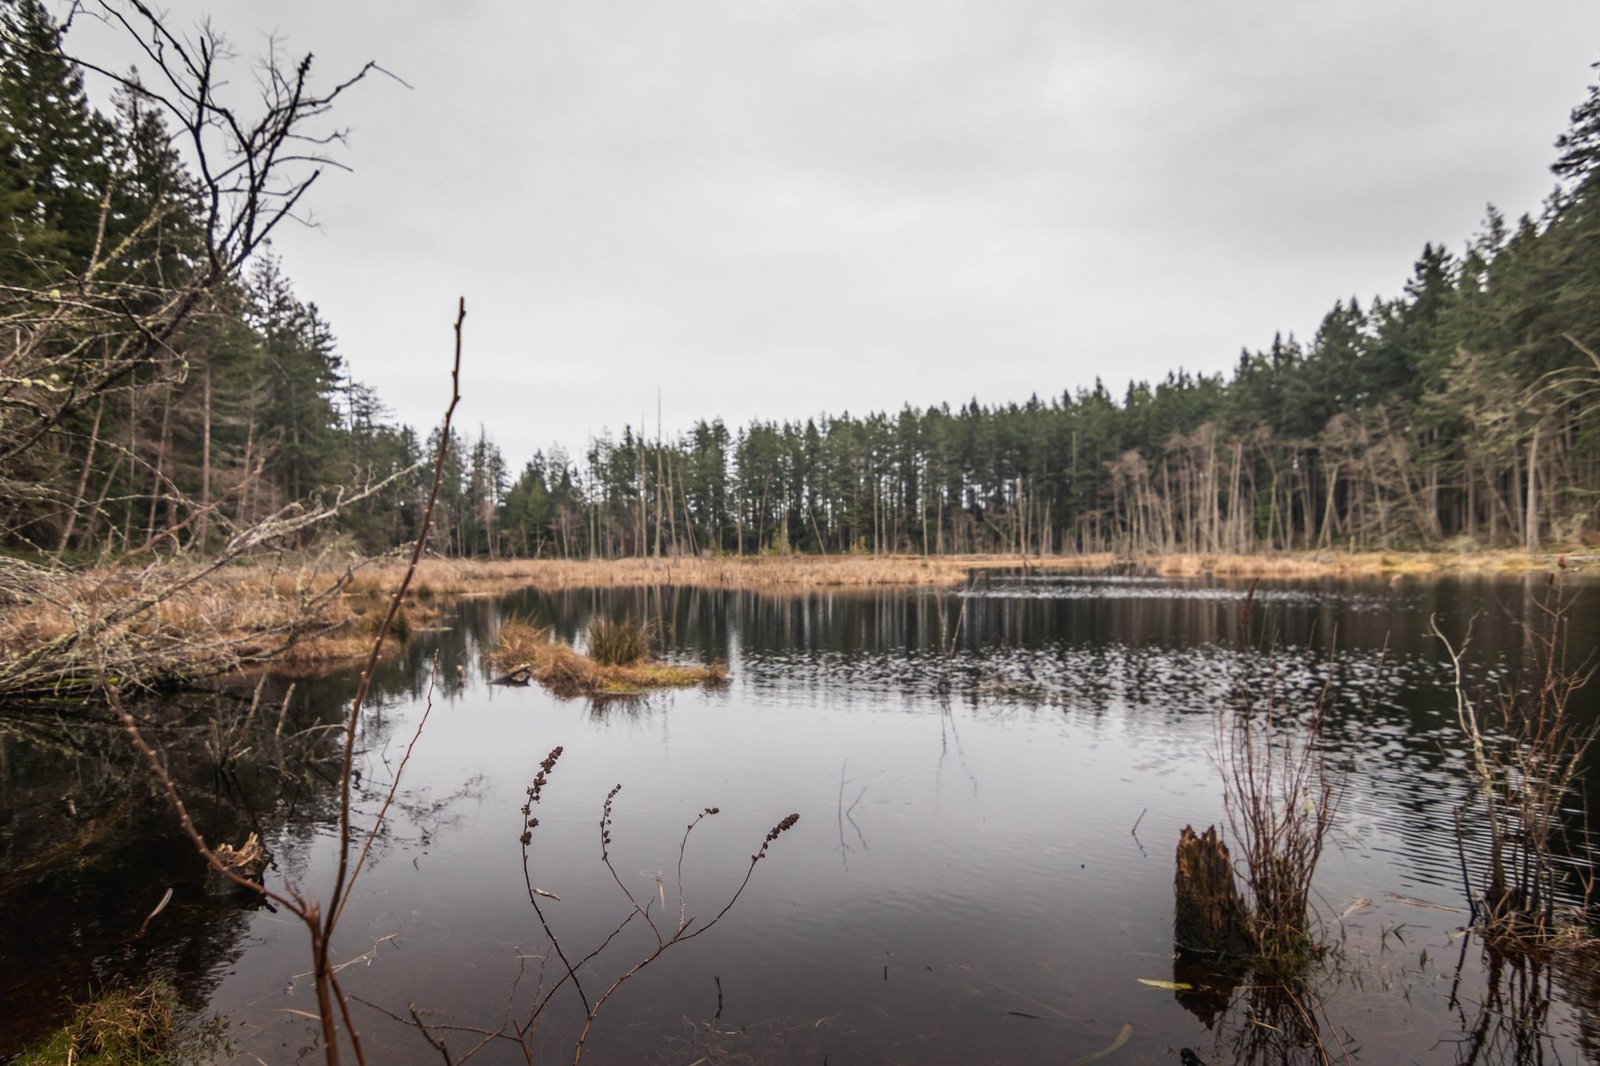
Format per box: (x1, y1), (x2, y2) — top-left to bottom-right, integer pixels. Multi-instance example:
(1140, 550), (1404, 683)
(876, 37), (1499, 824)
(487, 618), (725, 698)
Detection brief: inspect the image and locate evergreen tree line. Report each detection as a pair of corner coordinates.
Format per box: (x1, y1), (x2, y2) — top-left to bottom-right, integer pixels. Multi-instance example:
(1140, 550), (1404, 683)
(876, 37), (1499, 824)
(0, 0), (423, 559)
(5, 0), (1597, 564)
(488, 59), (1600, 560)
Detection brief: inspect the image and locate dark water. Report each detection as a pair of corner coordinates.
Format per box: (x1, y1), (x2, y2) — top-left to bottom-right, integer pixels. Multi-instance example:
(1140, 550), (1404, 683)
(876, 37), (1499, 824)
(3, 571), (1598, 1064)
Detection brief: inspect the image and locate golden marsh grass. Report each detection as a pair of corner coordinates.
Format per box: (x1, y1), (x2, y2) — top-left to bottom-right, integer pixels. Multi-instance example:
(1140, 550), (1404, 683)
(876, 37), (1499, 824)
(486, 618), (726, 697)
(1, 548), (1579, 689)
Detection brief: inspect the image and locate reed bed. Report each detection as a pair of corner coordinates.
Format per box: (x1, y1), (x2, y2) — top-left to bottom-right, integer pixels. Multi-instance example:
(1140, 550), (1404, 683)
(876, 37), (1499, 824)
(0, 558), (437, 695)
(359, 547), (1573, 592)
(2, 547), (1579, 695)
(486, 618), (726, 697)
(341, 552), (1119, 595)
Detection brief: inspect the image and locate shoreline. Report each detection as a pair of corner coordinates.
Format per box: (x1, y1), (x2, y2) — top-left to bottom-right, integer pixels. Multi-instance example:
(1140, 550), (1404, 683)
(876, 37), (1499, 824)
(349, 547), (1590, 598)
(1, 549), (1587, 696)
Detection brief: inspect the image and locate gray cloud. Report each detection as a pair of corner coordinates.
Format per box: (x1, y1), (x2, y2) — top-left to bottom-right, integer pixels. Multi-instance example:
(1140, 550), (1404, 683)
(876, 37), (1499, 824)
(71, 0), (1600, 459)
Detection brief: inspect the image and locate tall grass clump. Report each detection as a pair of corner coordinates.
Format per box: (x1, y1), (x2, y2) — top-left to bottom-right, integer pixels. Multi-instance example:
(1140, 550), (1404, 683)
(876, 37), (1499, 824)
(488, 617), (553, 672)
(20, 979), (226, 1064)
(487, 616), (725, 697)
(586, 617), (650, 666)
(1435, 577), (1597, 949)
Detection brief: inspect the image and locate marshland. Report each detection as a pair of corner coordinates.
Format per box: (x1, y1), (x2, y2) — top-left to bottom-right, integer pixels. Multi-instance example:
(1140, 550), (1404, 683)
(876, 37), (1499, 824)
(5, 564), (1600, 1064)
(6, 1), (1600, 1063)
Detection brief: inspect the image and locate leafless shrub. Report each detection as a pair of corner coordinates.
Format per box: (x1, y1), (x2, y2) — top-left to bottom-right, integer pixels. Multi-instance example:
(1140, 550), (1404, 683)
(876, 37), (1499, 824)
(1210, 585), (1343, 967)
(1217, 687), (1341, 964)
(2, 0), (375, 505)
(0, 1), (413, 700)
(1435, 577), (1598, 949)
(99, 299), (466, 1066)
(366, 748), (799, 1064)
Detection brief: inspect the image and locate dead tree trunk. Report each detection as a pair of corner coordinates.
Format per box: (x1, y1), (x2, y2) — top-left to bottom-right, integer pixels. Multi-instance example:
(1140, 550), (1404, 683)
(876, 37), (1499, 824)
(1174, 825), (1252, 957)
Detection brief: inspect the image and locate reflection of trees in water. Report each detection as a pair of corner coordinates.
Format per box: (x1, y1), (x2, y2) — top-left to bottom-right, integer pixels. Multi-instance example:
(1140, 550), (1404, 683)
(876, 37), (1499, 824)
(1443, 940), (1589, 1066)
(0, 683), (356, 1050)
(501, 575), (1600, 925)
(1171, 951), (1357, 1066)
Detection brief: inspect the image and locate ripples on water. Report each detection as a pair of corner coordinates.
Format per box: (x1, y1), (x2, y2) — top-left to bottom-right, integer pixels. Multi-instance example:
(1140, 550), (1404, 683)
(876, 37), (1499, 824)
(3, 570), (1597, 1064)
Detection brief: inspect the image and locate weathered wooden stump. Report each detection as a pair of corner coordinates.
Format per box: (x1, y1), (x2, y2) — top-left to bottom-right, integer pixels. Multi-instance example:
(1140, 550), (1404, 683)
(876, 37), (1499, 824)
(1174, 824), (1251, 957)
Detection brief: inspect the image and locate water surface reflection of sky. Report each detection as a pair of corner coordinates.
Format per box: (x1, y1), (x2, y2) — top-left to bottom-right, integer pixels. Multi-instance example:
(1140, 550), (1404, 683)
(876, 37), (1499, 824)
(185, 572), (1600, 1063)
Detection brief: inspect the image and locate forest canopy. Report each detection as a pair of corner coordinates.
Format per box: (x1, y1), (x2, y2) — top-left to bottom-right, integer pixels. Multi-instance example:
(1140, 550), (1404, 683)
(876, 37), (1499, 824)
(3, 0), (1597, 563)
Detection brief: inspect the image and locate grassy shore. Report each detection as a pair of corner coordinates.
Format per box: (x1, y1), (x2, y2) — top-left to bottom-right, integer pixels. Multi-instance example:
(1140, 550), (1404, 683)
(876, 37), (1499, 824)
(350, 552), (1119, 595)
(340, 546), (1589, 596)
(1144, 548), (1590, 577)
(2, 548), (1586, 694)
(17, 978), (226, 1064)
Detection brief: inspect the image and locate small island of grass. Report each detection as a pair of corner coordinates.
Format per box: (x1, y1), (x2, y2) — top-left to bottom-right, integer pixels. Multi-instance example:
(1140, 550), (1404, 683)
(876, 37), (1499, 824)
(486, 617), (727, 698)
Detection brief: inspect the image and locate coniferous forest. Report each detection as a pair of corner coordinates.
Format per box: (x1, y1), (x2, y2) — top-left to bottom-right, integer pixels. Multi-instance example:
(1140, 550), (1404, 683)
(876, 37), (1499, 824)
(5, 0), (1599, 564)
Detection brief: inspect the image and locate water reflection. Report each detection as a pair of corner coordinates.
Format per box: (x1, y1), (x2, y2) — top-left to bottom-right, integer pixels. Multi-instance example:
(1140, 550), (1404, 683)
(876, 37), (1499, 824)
(1443, 938), (1600, 1066)
(0, 682), (354, 1050)
(3, 571), (1597, 1063)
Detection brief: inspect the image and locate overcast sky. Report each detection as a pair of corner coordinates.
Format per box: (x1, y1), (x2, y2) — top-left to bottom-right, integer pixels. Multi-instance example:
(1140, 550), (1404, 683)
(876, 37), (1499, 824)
(70, 2), (1600, 465)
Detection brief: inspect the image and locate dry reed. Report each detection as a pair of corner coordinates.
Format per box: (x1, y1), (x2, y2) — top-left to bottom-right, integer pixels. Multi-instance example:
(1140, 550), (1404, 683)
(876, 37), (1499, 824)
(585, 618), (650, 666)
(487, 618), (725, 698)
(377, 748), (799, 1064)
(349, 552), (1120, 595)
(1154, 549), (1568, 578)
(3, 547), (1580, 695)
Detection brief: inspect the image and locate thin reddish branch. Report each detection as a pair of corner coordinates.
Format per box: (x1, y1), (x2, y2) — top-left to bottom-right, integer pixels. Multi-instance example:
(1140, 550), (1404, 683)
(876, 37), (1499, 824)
(325, 298), (463, 939)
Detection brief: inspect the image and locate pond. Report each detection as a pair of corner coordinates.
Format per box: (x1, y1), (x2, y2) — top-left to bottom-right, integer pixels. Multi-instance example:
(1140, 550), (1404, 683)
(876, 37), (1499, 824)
(2, 570), (1598, 1064)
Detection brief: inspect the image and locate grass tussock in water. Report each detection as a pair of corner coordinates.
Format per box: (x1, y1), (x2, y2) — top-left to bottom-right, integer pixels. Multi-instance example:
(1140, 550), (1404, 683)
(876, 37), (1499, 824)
(19, 978), (225, 1064)
(586, 617), (650, 665)
(487, 618), (726, 697)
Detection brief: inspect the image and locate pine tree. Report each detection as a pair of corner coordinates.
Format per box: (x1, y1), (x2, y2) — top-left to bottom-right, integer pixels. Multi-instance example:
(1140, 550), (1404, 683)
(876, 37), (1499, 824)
(0, 0), (112, 278)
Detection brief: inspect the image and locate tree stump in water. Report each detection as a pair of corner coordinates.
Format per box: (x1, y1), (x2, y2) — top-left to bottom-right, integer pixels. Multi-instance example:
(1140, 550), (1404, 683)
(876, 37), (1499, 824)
(1174, 825), (1251, 957)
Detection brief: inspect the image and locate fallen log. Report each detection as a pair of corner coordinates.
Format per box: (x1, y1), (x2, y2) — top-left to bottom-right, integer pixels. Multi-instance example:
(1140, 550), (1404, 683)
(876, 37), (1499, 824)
(490, 664), (533, 686)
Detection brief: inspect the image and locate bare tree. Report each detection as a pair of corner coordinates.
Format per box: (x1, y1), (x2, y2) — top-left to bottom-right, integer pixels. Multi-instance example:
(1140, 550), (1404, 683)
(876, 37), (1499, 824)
(0, 2), (406, 698)
(102, 298), (465, 1066)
